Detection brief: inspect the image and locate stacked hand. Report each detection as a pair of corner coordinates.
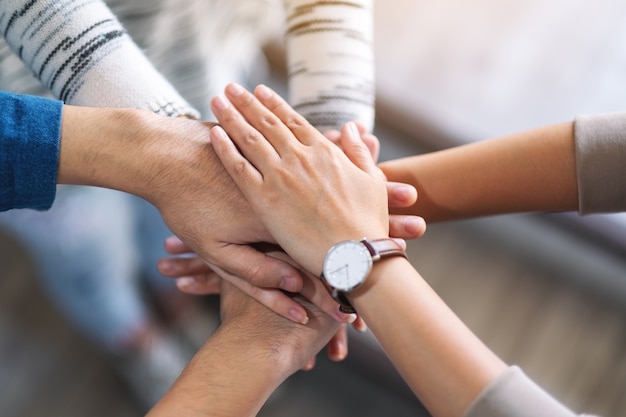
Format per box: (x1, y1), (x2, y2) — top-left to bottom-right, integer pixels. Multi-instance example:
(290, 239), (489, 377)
(157, 83), (426, 361)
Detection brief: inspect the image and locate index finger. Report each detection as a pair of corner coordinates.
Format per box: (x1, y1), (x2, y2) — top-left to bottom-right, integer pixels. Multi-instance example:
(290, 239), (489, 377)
(222, 83), (318, 151)
(252, 84), (326, 145)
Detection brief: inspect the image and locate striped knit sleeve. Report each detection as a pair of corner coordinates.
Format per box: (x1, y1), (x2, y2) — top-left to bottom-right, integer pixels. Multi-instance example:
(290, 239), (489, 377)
(282, 0), (375, 132)
(0, 0), (199, 118)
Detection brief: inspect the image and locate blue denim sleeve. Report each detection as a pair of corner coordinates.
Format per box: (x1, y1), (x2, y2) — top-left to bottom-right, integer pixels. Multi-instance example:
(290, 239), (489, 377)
(0, 91), (62, 211)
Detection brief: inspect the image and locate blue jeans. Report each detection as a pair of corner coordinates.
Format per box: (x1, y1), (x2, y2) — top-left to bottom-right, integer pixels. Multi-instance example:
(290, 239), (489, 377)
(0, 185), (175, 350)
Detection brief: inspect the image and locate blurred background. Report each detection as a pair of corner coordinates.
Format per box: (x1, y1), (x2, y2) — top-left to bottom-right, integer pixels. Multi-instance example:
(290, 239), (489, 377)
(2, 0), (626, 416)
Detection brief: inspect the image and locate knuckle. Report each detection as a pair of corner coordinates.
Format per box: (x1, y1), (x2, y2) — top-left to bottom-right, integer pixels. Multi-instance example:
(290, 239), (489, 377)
(219, 109), (238, 123)
(232, 160), (247, 175)
(243, 131), (261, 145)
(260, 114), (279, 128)
(285, 113), (308, 130)
(243, 261), (267, 286)
(266, 97), (285, 112)
(238, 91), (255, 107)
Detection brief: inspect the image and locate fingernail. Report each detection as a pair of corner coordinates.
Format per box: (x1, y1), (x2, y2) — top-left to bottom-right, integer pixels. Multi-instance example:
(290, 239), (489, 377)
(165, 235), (182, 246)
(290, 308), (309, 325)
(280, 276), (301, 293)
(406, 217), (426, 234)
(346, 121), (359, 140)
(334, 341), (347, 361)
(329, 341), (348, 362)
(396, 185), (414, 199)
(256, 84), (273, 100)
(335, 309), (357, 323)
(213, 95), (229, 110)
(226, 83), (245, 96)
(210, 125), (229, 141)
(355, 321), (368, 333)
(158, 259), (175, 273)
(176, 277), (195, 289)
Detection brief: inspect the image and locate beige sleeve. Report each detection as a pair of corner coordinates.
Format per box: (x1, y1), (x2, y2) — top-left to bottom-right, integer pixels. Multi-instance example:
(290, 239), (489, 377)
(464, 366), (583, 417)
(575, 112), (626, 214)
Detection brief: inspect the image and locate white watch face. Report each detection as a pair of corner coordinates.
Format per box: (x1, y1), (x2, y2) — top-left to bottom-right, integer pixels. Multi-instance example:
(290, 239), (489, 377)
(323, 241), (373, 292)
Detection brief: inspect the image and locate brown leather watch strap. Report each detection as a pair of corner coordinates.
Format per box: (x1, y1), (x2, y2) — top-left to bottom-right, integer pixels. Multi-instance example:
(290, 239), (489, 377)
(361, 238), (407, 261)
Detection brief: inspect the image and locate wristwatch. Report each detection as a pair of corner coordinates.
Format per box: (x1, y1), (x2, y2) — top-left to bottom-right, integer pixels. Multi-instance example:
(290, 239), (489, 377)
(321, 238), (407, 314)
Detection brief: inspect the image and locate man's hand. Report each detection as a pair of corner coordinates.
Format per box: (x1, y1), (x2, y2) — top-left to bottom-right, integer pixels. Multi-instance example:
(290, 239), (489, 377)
(218, 279), (341, 376)
(59, 105), (313, 324)
(148, 277), (341, 417)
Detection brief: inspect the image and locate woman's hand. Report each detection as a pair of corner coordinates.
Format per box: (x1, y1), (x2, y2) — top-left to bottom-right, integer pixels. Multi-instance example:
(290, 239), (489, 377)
(209, 83), (390, 276)
(323, 122), (426, 240)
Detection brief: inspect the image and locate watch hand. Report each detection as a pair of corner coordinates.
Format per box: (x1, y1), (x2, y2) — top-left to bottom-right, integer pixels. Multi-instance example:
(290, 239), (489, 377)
(329, 264), (349, 276)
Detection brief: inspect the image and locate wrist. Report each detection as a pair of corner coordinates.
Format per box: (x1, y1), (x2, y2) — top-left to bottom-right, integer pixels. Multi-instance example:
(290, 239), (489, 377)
(58, 105), (215, 205)
(351, 255), (411, 298)
(151, 325), (288, 417)
(58, 105), (160, 195)
(219, 314), (311, 379)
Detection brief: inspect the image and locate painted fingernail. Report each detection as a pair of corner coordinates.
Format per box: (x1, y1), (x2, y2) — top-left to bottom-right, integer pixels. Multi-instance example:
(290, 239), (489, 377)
(256, 84), (273, 100)
(213, 95), (229, 110)
(226, 83), (245, 96)
(290, 308), (309, 325)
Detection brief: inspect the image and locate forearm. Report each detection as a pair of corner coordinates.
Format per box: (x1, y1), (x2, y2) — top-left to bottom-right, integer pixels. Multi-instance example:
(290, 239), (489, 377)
(349, 257), (507, 417)
(148, 279), (342, 417)
(379, 122), (579, 222)
(57, 104), (215, 204)
(147, 325), (289, 417)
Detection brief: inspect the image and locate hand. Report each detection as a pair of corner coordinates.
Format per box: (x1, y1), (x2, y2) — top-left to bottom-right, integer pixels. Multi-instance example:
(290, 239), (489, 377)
(324, 123), (426, 240)
(218, 278), (342, 377)
(54, 55), (327, 323)
(158, 235), (358, 362)
(149, 270), (343, 417)
(209, 83), (391, 276)
(64, 107), (314, 324)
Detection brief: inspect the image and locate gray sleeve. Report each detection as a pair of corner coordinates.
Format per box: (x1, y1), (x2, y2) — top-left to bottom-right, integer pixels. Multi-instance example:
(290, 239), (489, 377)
(463, 366), (581, 417)
(575, 112), (626, 214)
